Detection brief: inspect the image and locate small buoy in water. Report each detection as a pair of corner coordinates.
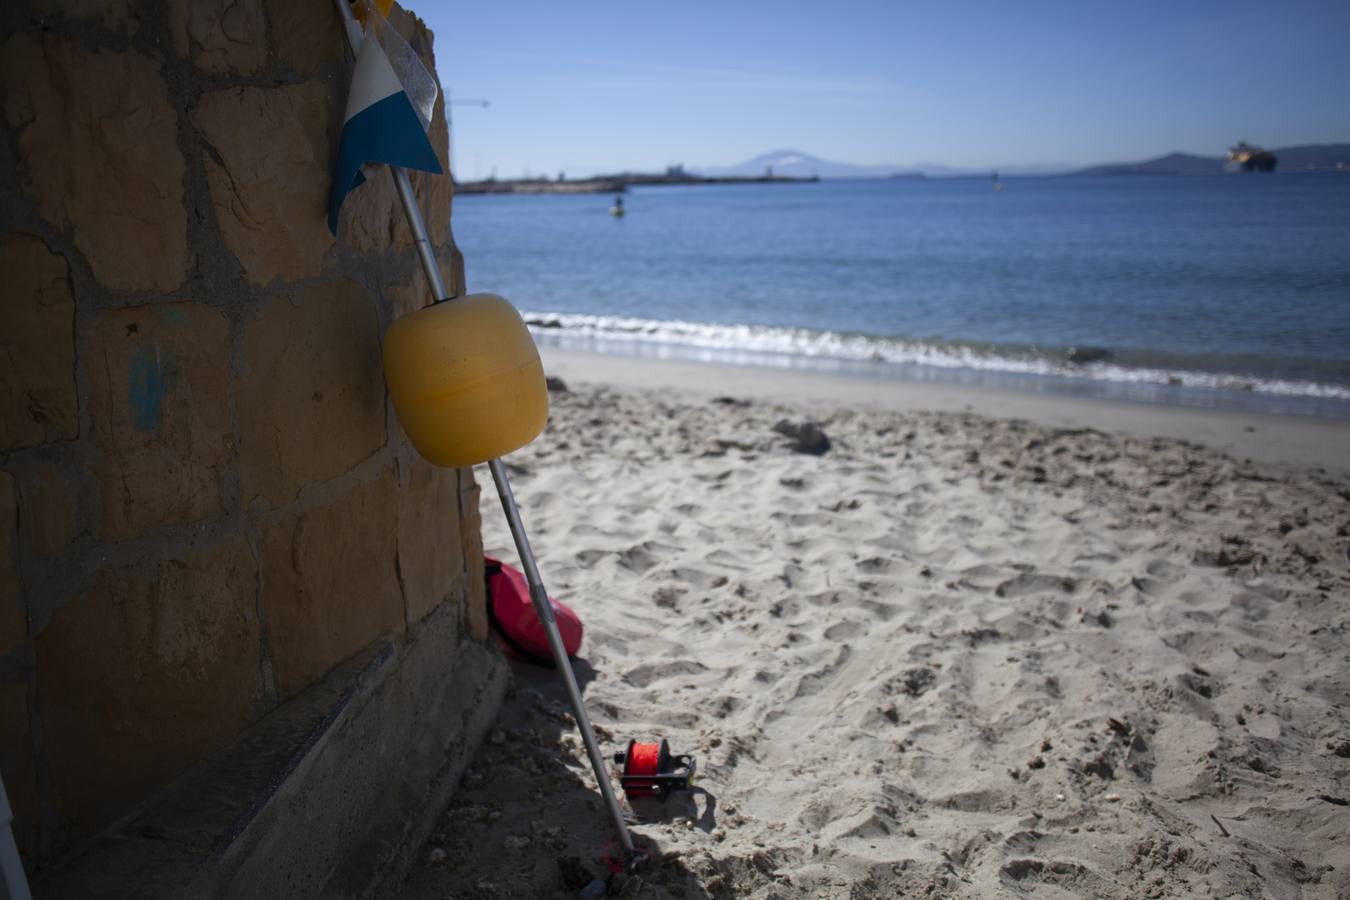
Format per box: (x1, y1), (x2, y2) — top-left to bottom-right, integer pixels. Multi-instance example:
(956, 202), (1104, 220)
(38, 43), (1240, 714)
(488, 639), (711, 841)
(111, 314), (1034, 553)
(609, 195), (625, 216)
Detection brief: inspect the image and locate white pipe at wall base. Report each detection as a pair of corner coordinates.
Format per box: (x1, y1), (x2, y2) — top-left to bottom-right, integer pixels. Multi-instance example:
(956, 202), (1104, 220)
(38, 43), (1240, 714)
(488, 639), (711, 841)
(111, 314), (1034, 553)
(0, 775), (33, 900)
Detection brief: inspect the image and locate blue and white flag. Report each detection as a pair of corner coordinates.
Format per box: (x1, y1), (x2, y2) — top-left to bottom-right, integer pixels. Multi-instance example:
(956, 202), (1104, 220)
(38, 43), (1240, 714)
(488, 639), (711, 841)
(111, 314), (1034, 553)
(328, 7), (442, 235)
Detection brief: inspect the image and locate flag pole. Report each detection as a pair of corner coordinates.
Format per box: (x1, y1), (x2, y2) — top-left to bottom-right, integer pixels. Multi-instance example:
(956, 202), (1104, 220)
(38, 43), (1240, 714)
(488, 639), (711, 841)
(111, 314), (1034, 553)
(331, 0), (637, 863)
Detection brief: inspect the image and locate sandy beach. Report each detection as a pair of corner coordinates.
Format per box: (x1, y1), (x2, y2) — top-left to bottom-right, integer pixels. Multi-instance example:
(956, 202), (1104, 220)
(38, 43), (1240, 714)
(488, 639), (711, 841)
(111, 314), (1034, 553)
(403, 351), (1350, 899)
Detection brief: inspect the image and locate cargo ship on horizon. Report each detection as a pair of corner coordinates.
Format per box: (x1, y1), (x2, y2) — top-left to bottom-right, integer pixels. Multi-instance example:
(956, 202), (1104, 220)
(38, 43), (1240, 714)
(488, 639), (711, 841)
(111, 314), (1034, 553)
(1226, 140), (1277, 172)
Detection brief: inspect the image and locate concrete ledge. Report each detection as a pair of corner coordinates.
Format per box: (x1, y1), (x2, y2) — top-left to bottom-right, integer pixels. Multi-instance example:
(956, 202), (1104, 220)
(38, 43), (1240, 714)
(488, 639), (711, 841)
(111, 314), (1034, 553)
(34, 600), (508, 899)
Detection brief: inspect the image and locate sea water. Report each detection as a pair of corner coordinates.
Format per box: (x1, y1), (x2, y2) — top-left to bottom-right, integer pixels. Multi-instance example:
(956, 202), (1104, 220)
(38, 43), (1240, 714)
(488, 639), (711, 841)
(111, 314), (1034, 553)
(453, 174), (1350, 418)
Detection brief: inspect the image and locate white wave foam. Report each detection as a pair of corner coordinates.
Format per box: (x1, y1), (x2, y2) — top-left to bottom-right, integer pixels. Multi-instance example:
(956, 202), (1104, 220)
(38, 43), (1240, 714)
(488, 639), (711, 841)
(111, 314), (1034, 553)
(522, 311), (1350, 402)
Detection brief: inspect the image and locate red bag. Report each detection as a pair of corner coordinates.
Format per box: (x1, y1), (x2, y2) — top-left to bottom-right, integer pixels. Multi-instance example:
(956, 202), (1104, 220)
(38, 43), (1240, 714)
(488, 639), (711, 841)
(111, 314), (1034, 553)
(485, 556), (583, 665)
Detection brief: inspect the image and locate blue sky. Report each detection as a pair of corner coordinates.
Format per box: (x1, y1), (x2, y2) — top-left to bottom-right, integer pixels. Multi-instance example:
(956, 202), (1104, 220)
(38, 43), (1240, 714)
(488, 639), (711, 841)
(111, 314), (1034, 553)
(417, 0), (1350, 180)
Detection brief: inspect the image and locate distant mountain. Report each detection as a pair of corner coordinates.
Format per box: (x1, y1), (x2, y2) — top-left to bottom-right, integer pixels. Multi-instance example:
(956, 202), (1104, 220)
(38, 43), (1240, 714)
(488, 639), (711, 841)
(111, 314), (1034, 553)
(697, 150), (1077, 179)
(1274, 143), (1350, 170)
(1075, 152), (1225, 176)
(691, 143), (1350, 181)
(1073, 144), (1350, 176)
(696, 150), (917, 179)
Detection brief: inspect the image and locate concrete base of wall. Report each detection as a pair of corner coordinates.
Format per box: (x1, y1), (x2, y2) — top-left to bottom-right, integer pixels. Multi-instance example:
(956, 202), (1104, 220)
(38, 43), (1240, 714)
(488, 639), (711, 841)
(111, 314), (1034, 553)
(33, 600), (508, 900)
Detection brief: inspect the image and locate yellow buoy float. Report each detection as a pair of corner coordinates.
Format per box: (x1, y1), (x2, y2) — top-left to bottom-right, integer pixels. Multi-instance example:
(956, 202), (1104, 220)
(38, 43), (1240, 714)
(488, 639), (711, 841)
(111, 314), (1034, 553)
(383, 293), (548, 468)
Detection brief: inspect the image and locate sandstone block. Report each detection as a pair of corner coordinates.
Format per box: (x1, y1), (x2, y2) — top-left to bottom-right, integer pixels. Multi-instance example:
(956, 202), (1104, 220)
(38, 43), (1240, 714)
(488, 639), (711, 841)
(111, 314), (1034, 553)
(34, 536), (263, 841)
(170, 0), (266, 74)
(0, 233), (77, 450)
(85, 303), (231, 541)
(14, 460), (78, 557)
(266, 0), (343, 74)
(0, 474), (23, 656)
(385, 274), (427, 322)
(0, 682), (38, 858)
(397, 457), (464, 626)
(0, 35), (187, 292)
(238, 281), (385, 508)
(383, 253), (456, 323)
(32, 0), (143, 35)
(334, 161), (404, 252)
(262, 469), (403, 698)
(193, 82), (335, 285)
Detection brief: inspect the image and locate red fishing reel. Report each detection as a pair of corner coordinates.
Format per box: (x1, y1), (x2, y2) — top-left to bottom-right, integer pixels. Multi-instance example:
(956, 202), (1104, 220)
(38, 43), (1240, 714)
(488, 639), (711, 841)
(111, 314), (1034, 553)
(613, 739), (696, 800)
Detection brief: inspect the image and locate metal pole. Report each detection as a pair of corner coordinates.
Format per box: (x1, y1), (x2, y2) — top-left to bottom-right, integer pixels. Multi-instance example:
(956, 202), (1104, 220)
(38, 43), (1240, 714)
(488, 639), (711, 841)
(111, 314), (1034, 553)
(332, 0), (636, 861)
(488, 460), (635, 855)
(390, 166), (450, 303)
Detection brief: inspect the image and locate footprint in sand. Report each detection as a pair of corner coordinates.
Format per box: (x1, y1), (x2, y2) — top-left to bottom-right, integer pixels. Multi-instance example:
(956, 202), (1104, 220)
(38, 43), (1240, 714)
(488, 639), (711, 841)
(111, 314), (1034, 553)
(1228, 591), (1274, 622)
(995, 572), (1077, 598)
(1145, 558), (1183, 579)
(618, 541), (672, 573)
(661, 566), (729, 591)
(857, 556), (898, 574)
(824, 621), (864, 641)
(713, 695), (742, 718)
(704, 548), (749, 570)
(884, 666), (937, 698)
(785, 511), (831, 527)
(1177, 668), (1220, 699)
(1130, 575), (1165, 596)
(574, 548), (610, 568)
(621, 659), (707, 689)
(999, 858), (1117, 895)
(1150, 714), (1221, 797)
(851, 597), (903, 621)
(652, 586), (685, 610)
(568, 523), (611, 539)
(791, 645), (853, 698)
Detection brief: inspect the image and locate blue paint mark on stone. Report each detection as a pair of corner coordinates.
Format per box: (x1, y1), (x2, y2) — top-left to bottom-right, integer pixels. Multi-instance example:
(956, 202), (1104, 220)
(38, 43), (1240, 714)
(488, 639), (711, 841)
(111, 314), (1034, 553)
(128, 342), (176, 432)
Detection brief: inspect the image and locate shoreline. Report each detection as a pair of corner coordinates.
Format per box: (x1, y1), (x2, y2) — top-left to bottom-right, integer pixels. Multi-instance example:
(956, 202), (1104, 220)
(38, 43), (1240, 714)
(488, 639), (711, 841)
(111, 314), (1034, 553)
(539, 346), (1350, 473)
(519, 316), (1350, 421)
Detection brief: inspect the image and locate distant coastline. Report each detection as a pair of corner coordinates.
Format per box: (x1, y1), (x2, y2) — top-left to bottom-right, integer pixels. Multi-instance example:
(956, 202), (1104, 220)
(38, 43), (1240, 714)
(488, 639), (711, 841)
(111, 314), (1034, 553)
(1071, 143), (1350, 177)
(518, 144), (1350, 182)
(455, 178), (627, 195)
(456, 167), (818, 195)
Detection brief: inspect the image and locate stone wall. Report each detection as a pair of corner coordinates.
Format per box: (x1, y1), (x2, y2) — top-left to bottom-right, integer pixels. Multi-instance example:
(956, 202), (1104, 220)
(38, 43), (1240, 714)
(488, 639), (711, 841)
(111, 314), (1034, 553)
(0, 0), (490, 873)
